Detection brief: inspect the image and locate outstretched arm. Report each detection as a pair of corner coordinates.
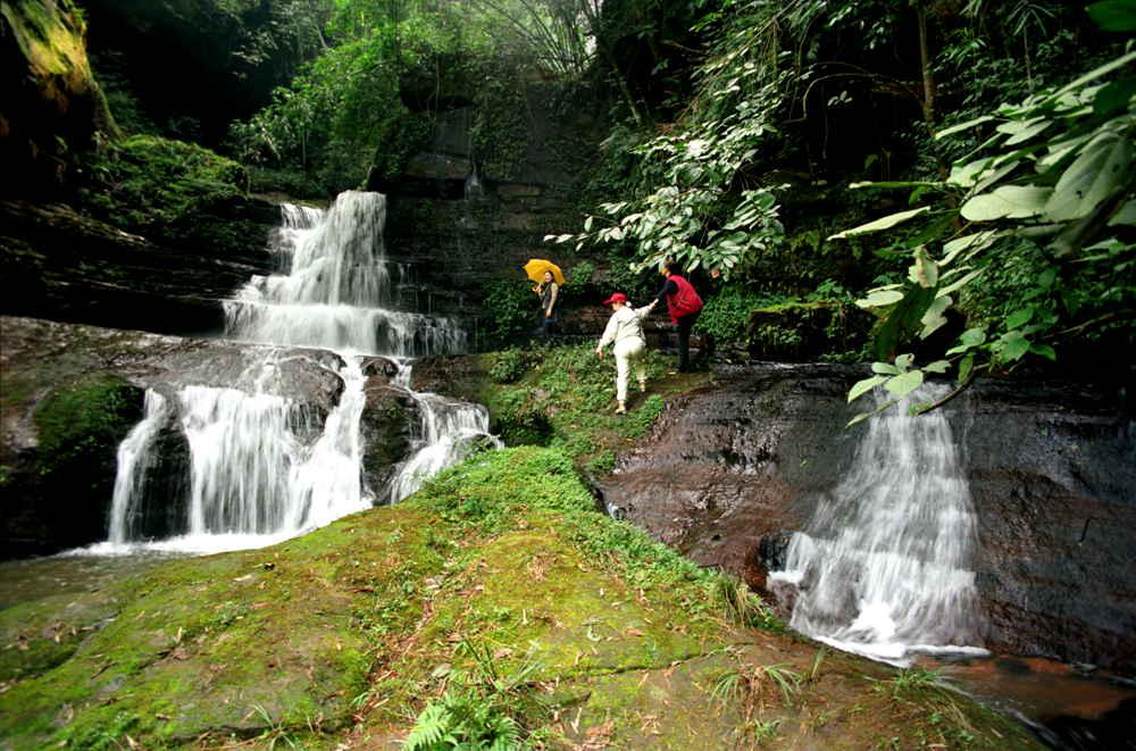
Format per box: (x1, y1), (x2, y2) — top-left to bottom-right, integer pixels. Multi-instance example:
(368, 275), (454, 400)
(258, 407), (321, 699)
(634, 300), (657, 318)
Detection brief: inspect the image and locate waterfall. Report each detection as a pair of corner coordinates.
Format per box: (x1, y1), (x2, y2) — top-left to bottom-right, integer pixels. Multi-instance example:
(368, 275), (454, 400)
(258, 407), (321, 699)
(107, 391), (169, 544)
(389, 361), (501, 501)
(101, 191), (487, 554)
(770, 386), (985, 664)
(225, 191), (466, 356)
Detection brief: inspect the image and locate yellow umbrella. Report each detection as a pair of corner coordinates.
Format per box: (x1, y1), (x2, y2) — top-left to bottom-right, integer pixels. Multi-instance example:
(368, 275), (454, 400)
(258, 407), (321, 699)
(523, 258), (565, 286)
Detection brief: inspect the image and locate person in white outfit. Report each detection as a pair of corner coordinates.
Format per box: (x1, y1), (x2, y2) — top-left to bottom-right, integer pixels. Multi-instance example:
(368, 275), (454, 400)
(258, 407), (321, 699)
(595, 292), (656, 414)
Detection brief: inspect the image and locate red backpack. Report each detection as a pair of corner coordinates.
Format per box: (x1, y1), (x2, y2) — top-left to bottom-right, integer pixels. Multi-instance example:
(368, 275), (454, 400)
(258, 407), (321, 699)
(665, 274), (704, 323)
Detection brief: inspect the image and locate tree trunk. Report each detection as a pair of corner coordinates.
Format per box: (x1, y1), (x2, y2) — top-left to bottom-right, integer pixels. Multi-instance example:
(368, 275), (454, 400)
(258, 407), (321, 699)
(915, 1), (935, 126)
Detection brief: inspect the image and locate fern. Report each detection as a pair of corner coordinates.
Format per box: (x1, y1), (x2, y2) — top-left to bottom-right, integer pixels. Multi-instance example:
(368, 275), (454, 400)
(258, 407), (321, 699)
(405, 702), (449, 750)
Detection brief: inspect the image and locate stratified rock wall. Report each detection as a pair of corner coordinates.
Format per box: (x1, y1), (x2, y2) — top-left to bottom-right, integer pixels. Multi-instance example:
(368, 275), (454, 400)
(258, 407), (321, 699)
(0, 198), (279, 335)
(599, 363), (1136, 672)
(373, 80), (601, 333)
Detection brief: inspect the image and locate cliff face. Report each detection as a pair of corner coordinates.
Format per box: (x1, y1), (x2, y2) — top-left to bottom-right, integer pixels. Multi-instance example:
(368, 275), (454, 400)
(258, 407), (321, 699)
(596, 363), (1136, 672)
(0, 198), (280, 335)
(0, 0), (116, 196)
(373, 80), (602, 330)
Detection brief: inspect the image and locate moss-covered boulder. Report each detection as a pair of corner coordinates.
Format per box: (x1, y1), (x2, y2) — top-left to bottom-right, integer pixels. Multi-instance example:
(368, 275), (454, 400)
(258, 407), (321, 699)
(1, 374), (143, 556)
(0, 446), (1038, 750)
(0, 0), (116, 197)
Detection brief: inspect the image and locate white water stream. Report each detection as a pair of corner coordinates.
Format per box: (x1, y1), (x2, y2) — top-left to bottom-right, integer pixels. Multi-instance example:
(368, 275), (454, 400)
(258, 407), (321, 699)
(94, 191), (492, 555)
(770, 387), (986, 664)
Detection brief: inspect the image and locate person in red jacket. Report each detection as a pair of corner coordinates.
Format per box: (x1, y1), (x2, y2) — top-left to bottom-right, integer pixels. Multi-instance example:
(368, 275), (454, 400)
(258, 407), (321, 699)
(653, 260), (704, 372)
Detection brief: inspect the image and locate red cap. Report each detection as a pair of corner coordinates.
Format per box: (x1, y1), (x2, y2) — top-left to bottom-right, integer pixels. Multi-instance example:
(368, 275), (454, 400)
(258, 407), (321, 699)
(602, 292), (628, 306)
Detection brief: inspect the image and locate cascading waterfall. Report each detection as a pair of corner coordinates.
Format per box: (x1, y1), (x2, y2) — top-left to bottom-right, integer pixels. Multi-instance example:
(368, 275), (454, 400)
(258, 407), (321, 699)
(225, 191), (466, 355)
(103, 190), (486, 553)
(108, 391), (169, 544)
(770, 386), (985, 664)
(389, 361), (500, 501)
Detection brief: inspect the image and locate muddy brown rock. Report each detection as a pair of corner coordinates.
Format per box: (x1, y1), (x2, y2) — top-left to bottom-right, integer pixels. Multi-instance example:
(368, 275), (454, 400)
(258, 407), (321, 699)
(600, 362), (1136, 672)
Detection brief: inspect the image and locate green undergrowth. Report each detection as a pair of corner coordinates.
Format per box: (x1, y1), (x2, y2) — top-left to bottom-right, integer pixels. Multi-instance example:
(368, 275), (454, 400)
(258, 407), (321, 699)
(477, 343), (710, 473)
(76, 135), (246, 233)
(0, 446), (1037, 749)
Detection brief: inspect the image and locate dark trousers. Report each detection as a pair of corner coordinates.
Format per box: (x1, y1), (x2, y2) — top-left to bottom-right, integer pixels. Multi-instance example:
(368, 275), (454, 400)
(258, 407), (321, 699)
(676, 311), (700, 371)
(537, 314), (558, 336)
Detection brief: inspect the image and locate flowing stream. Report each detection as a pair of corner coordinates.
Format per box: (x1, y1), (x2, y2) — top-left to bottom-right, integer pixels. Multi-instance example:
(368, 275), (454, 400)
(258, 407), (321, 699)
(770, 386), (986, 664)
(95, 191), (491, 555)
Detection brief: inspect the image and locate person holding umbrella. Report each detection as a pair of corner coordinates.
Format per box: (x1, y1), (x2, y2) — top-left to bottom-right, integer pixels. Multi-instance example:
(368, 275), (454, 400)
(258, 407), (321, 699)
(595, 292), (656, 414)
(524, 259), (565, 336)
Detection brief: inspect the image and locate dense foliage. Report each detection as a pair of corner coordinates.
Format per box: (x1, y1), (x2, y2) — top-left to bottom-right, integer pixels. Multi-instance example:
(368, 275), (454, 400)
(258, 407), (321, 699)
(843, 43), (1135, 419)
(550, 0), (1133, 376)
(77, 135), (247, 231)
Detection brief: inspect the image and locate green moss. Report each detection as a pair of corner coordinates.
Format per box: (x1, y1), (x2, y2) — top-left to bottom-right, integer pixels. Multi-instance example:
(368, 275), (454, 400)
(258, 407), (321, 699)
(0, 446), (1038, 750)
(77, 135), (246, 235)
(748, 299), (869, 361)
(473, 344), (704, 472)
(32, 374), (139, 477)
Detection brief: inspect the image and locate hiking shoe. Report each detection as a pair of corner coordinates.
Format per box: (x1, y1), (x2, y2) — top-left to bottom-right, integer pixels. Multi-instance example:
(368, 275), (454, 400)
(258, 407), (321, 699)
(616, 402), (627, 414)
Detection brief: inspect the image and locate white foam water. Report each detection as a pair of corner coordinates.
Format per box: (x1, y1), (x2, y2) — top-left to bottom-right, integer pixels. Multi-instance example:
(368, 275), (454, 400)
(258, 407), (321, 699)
(107, 390), (169, 543)
(93, 190), (487, 556)
(390, 386), (501, 502)
(770, 386), (985, 665)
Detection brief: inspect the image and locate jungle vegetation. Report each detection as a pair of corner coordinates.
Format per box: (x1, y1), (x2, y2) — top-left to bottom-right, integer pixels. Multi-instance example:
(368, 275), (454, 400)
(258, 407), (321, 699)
(84, 0), (1135, 408)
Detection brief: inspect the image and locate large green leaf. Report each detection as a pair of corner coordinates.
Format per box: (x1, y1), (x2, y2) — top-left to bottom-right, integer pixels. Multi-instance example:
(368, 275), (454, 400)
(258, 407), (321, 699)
(1093, 77), (1136, 116)
(856, 289), (906, 309)
(997, 330), (1031, 362)
(920, 295), (951, 339)
(1108, 198), (1136, 226)
(1087, 0), (1136, 32)
(948, 158), (994, 188)
(946, 327), (987, 355)
(885, 370), (924, 398)
(1050, 51), (1136, 101)
(848, 375), (888, 403)
(828, 207), (931, 240)
(935, 115), (995, 139)
(941, 231), (1000, 266)
(997, 117), (1052, 146)
(960, 186), (1052, 221)
(1044, 132), (1133, 221)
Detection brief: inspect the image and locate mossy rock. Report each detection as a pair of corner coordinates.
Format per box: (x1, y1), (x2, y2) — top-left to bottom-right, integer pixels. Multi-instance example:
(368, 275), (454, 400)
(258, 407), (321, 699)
(33, 374), (142, 477)
(1, 374), (143, 553)
(748, 300), (870, 362)
(0, 0), (116, 197)
(0, 447), (1039, 749)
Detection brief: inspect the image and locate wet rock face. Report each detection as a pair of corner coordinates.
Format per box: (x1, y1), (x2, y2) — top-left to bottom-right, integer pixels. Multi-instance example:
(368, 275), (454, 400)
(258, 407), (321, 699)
(601, 363), (1136, 672)
(0, 317), (347, 556)
(599, 364), (858, 585)
(0, 198), (279, 336)
(956, 382), (1136, 672)
(360, 378), (419, 503)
